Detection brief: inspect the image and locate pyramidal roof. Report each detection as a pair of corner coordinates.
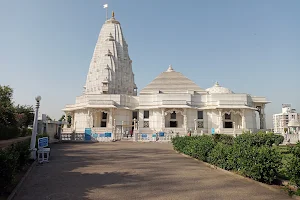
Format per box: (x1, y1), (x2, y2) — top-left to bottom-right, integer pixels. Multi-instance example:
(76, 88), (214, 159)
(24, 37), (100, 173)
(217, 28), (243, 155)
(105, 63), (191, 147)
(140, 65), (205, 94)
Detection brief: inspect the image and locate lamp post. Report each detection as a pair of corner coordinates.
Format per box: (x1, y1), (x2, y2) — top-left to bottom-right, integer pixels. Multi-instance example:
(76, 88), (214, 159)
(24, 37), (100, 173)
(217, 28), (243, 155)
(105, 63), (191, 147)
(30, 95), (41, 160)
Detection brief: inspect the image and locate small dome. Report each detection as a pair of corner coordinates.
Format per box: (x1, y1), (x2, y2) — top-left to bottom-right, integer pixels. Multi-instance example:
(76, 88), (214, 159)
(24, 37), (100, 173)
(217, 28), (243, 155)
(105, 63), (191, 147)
(288, 119), (300, 127)
(206, 82), (233, 94)
(166, 65), (174, 72)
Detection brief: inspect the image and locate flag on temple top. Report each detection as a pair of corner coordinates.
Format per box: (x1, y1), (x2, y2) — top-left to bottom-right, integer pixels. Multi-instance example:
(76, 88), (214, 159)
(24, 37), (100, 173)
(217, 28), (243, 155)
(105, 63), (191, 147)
(103, 4), (108, 8)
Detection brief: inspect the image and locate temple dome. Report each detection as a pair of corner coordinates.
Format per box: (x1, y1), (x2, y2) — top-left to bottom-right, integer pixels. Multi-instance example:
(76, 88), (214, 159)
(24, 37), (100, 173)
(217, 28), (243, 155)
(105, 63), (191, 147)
(288, 119), (300, 127)
(140, 65), (205, 94)
(206, 82), (233, 94)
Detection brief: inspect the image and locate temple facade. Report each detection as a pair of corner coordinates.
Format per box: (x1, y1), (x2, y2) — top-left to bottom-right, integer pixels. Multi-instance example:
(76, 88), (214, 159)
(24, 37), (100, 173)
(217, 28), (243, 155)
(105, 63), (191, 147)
(62, 13), (270, 141)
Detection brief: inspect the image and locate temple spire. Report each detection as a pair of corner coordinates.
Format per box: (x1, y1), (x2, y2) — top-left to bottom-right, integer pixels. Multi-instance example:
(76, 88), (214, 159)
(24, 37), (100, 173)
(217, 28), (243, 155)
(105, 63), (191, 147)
(112, 11), (115, 18)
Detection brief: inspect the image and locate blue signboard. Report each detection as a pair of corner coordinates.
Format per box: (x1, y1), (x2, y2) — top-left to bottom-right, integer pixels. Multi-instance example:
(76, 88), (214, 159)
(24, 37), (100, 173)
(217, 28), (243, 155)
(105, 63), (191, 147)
(85, 128), (92, 141)
(85, 128), (92, 135)
(152, 134), (156, 138)
(99, 133), (105, 137)
(38, 137), (48, 149)
(211, 128), (215, 134)
(159, 132), (165, 137)
(141, 134), (147, 138)
(105, 132), (112, 137)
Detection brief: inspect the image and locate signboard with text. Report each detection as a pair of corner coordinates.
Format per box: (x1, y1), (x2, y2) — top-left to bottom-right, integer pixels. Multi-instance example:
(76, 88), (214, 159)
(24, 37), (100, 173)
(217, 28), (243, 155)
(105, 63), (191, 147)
(38, 137), (48, 149)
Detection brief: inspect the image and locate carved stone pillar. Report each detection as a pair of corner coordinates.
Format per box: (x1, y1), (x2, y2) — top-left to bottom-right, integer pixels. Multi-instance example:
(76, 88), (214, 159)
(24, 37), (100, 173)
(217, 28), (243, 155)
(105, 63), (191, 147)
(218, 109), (223, 133)
(161, 109), (165, 130)
(109, 108), (113, 128)
(241, 109), (246, 129)
(133, 118), (137, 130)
(183, 109), (187, 130)
(87, 109), (93, 128)
(194, 119), (197, 134)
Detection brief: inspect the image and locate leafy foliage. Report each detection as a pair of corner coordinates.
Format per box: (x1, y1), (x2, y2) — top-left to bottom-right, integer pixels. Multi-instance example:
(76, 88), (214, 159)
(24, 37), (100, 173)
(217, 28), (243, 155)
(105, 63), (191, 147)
(0, 85), (34, 140)
(208, 142), (233, 170)
(212, 134), (234, 145)
(285, 143), (300, 187)
(0, 138), (31, 193)
(172, 132), (283, 184)
(0, 85), (16, 126)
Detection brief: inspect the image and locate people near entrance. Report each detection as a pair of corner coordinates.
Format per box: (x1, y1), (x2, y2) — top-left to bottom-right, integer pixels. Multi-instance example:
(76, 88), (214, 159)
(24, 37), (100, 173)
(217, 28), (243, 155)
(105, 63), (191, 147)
(130, 129), (133, 138)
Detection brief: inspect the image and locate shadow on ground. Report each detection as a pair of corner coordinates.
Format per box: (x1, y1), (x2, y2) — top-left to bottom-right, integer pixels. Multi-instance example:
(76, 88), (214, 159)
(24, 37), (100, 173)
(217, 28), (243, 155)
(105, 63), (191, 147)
(14, 142), (292, 200)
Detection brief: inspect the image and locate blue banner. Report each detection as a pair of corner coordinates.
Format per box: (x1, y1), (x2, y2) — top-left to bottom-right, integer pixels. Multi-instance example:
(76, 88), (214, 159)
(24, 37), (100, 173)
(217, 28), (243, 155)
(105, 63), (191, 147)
(159, 132), (165, 137)
(99, 133), (105, 137)
(85, 128), (92, 135)
(92, 133), (98, 138)
(105, 132), (112, 137)
(141, 134), (147, 138)
(152, 134), (156, 137)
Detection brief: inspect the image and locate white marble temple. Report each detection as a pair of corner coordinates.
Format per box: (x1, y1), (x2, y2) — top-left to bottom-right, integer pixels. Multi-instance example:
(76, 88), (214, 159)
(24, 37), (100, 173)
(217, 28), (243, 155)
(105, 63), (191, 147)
(62, 13), (270, 141)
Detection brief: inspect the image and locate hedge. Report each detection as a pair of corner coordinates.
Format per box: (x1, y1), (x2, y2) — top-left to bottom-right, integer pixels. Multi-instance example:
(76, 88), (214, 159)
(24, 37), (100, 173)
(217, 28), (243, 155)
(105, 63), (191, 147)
(0, 138), (31, 194)
(0, 125), (20, 140)
(285, 143), (300, 188)
(172, 132), (284, 184)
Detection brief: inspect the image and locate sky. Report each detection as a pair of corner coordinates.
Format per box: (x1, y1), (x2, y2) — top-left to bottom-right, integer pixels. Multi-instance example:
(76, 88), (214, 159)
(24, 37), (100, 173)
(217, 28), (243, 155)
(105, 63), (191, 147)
(0, 0), (299, 128)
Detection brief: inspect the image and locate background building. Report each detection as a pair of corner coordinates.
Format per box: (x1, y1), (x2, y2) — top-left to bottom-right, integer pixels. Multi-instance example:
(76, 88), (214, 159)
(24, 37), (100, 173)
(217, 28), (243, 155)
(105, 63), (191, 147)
(273, 104), (300, 133)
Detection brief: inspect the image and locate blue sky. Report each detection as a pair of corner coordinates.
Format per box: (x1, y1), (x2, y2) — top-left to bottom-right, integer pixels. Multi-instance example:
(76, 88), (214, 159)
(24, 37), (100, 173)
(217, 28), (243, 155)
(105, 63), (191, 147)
(0, 0), (299, 128)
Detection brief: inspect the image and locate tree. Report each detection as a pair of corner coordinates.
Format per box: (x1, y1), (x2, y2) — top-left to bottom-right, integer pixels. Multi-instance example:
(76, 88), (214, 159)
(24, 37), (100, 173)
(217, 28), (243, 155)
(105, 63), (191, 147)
(0, 85), (16, 126)
(58, 115), (65, 121)
(15, 105), (34, 128)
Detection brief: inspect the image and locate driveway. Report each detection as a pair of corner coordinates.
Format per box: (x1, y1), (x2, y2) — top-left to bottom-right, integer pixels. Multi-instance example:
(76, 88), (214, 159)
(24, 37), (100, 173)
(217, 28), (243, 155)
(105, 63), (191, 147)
(14, 142), (291, 200)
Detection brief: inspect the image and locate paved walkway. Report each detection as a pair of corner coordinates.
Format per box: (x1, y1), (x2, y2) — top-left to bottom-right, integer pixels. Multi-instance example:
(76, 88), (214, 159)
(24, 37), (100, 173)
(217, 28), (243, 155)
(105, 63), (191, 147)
(14, 142), (292, 200)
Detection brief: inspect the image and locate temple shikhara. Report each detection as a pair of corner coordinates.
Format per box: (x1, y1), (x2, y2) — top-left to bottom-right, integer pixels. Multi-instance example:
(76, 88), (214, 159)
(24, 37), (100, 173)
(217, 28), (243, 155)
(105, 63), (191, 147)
(62, 12), (270, 141)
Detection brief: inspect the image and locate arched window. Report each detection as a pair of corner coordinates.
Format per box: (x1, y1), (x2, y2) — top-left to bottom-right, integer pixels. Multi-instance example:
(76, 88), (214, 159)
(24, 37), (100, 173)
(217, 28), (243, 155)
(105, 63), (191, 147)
(171, 111), (176, 119)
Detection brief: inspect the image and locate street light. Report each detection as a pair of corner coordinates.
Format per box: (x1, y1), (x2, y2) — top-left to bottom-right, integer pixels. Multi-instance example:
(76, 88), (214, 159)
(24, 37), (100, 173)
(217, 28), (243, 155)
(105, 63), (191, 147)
(30, 96), (42, 160)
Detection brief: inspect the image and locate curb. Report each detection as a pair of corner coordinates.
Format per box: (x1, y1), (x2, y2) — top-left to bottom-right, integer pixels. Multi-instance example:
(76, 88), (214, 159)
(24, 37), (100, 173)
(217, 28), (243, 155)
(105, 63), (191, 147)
(7, 160), (37, 200)
(176, 151), (300, 199)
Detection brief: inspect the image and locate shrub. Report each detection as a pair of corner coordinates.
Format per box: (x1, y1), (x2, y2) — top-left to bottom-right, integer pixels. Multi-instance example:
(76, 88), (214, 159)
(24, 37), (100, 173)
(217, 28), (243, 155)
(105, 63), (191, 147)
(172, 132), (283, 184)
(286, 143), (300, 187)
(0, 125), (20, 140)
(235, 145), (282, 183)
(172, 136), (215, 162)
(273, 134), (284, 146)
(213, 134), (234, 145)
(0, 138), (30, 192)
(208, 142), (233, 170)
(189, 135), (215, 162)
(235, 132), (281, 147)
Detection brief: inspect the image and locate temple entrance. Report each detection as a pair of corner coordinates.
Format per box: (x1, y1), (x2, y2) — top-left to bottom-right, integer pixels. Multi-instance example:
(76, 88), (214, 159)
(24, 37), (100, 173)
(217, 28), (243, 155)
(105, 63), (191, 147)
(165, 110), (184, 128)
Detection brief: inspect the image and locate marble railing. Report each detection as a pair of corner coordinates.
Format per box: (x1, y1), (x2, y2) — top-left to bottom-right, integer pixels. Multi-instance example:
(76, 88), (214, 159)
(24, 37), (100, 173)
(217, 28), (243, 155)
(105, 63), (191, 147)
(218, 100), (247, 106)
(136, 132), (174, 142)
(62, 128), (73, 133)
(61, 133), (85, 141)
(161, 100), (188, 105)
(88, 100), (115, 105)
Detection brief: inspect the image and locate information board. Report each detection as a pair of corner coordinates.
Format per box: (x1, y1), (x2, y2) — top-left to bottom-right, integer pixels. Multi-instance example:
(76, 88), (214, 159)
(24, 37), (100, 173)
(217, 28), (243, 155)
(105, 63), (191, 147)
(159, 132), (165, 137)
(38, 137), (48, 149)
(211, 128), (215, 134)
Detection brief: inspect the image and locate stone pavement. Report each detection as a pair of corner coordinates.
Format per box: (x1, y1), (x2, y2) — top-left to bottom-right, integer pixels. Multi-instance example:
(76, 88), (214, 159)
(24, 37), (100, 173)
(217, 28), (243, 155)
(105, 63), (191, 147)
(14, 142), (292, 200)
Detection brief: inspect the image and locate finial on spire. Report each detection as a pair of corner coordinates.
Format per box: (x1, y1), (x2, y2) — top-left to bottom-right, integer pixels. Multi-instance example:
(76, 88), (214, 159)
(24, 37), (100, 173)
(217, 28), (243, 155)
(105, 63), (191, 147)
(166, 65), (174, 72)
(215, 81), (219, 86)
(112, 11), (115, 18)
